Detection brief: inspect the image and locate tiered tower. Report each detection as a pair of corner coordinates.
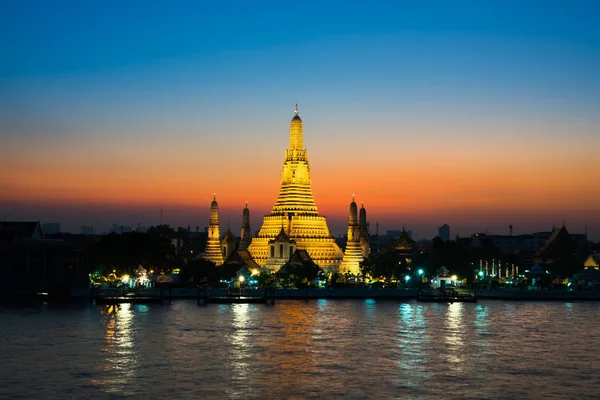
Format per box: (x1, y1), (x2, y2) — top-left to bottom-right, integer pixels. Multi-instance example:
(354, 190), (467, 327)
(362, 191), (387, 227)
(239, 202), (251, 250)
(204, 194), (224, 265)
(248, 105), (344, 270)
(340, 196), (363, 275)
(359, 202), (370, 258)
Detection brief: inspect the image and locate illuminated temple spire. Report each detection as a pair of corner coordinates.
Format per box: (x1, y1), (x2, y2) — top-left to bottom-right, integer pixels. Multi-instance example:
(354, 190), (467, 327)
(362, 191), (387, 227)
(203, 194), (224, 265)
(359, 202), (370, 258)
(239, 202), (251, 250)
(340, 195), (363, 275)
(248, 106), (344, 270)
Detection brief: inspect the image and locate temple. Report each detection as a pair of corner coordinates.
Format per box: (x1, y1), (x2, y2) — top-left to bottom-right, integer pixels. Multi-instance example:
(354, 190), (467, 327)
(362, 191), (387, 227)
(238, 202), (251, 250)
(203, 194), (224, 265)
(247, 105), (345, 271)
(340, 196), (363, 275)
(359, 202), (370, 258)
(202, 106), (371, 273)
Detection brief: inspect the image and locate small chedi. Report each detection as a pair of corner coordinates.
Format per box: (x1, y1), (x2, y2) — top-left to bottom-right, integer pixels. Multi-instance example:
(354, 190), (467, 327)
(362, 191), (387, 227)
(339, 196), (364, 275)
(203, 194), (224, 265)
(202, 106), (370, 273)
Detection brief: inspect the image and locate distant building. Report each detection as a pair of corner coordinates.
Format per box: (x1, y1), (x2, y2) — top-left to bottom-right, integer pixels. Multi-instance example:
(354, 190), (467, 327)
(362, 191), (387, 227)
(42, 223), (60, 235)
(438, 224), (450, 242)
(482, 232), (551, 254)
(80, 225), (95, 235)
(108, 224), (132, 234)
(136, 225), (152, 233)
(0, 221), (90, 296)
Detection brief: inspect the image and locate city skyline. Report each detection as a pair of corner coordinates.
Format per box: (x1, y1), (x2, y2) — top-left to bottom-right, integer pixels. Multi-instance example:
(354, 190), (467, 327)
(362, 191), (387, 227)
(1, 1), (599, 240)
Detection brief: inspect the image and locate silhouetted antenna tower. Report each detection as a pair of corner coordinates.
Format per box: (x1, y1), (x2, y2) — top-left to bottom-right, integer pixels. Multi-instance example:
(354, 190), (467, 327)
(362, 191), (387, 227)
(160, 205), (163, 225)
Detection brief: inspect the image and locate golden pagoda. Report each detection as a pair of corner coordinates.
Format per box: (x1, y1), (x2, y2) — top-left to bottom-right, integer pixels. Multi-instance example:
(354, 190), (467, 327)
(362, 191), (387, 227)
(359, 202), (370, 258)
(248, 105), (344, 271)
(339, 195), (363, 275)
(203, 194), (224, 265)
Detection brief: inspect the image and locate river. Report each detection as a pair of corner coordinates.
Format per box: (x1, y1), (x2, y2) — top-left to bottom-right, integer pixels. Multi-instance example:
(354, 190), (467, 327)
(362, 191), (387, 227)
(1, 300), (599, 399)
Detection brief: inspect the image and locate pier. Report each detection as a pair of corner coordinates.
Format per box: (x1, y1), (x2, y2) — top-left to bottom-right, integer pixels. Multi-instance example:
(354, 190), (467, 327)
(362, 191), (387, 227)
(90, 286), (172, 305)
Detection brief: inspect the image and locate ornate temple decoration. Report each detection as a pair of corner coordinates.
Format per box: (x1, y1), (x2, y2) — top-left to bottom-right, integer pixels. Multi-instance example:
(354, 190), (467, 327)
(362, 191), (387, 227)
(248, 105), (344, 271)
(340, 195), (363, 275)
(204, 194), (224, 265)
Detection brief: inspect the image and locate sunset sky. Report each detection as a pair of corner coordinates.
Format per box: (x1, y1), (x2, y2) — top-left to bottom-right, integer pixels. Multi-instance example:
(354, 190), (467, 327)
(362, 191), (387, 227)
(1, 1), (599, 240)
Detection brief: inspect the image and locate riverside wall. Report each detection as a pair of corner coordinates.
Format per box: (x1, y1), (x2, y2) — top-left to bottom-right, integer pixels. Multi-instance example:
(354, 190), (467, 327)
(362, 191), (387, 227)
(68, 287), (600, 301)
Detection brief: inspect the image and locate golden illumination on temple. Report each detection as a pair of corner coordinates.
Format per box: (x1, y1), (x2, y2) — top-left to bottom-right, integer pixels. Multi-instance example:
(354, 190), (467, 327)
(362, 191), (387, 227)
(340, 195), (363, 275)
(248, 105), (344, 271)
(204, 194), (224, 265)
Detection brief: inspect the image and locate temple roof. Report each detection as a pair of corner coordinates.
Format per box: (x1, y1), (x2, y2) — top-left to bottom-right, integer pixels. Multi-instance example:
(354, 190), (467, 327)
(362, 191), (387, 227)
(0, 221), (42, 239)
(534, 226), (572, 259)
(222, 249), (260, 270)
(583, 253), (599, 268)
(395, 230), (415, 251)
(269, 226), (294, 244)
(277, 249), (319, 275)
(222, 227), (235, 242)
(291, 249), (313, 263)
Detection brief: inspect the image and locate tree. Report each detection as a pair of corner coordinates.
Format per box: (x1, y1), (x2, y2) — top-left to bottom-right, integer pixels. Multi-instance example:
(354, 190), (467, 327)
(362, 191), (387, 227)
(179, 258), (219, 286)
(89, 231), (177, 278)
(277, 260), (322, 288)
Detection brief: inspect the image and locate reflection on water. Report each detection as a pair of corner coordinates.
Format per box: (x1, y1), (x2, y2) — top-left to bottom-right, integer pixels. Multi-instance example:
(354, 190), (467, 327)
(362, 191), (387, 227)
(444, 303), (464, 367)
(93, 303), (138, 395)
(228, 304), (252, 385)
(2, 300), (600, 399)
(396, 303), (429, 387)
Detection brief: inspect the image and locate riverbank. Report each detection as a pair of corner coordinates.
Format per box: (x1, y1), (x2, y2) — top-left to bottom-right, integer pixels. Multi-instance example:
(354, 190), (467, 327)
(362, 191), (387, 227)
(66, 287), (600, 302)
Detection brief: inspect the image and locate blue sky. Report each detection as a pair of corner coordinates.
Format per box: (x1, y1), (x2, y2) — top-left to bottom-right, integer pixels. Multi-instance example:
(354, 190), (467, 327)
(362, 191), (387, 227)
(1, 0), (599, 239)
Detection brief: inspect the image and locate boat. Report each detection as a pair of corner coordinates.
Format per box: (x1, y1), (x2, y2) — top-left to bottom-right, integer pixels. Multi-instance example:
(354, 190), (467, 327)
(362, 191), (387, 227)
(417, 289), (477, 303)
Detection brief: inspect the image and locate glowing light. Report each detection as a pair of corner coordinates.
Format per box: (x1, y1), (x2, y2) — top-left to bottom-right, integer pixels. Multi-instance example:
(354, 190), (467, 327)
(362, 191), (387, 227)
(478, 271), (484, 277)
(418, 269), (424, 276)
(239, 275), (245, 282)
(404, 275), (411, 282)
(121, 274), (130, 283)
(451, 275), (458, 281)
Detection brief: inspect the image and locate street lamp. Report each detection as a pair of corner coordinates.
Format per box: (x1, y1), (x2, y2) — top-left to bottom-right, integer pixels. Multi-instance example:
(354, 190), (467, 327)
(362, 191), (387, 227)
(238, 275), (245, 297)
(418, 269), (424, 276)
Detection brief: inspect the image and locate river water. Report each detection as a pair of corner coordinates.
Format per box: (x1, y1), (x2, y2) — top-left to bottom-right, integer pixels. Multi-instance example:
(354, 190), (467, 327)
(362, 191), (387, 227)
(1, 300), (599, 399)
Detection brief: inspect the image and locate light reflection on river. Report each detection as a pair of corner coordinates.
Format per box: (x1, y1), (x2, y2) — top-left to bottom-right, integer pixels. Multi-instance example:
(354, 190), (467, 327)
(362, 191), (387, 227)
(1, 300), (600, 399)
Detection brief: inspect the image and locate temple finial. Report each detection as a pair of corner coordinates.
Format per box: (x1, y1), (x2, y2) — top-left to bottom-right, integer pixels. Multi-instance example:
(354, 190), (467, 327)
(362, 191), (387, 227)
(245, 201), (248, 208)
(294, 104), (299, 115)
(213, 193), (216, 201)
(352, 193), (355, 202)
